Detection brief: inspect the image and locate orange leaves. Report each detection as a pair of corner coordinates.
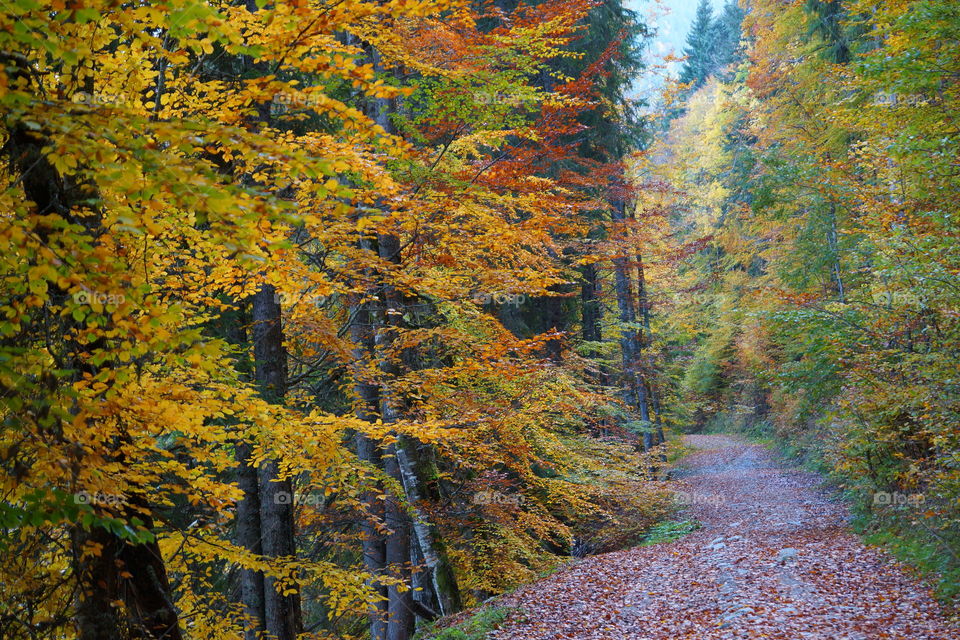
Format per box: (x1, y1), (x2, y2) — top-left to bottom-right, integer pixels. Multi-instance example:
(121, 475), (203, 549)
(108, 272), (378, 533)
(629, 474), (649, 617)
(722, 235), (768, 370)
(0, 0), (671, 635)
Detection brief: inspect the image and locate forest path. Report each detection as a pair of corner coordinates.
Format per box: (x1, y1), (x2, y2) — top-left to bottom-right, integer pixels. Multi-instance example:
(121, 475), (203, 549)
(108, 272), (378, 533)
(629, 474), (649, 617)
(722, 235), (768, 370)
(490, 434), (956, 640)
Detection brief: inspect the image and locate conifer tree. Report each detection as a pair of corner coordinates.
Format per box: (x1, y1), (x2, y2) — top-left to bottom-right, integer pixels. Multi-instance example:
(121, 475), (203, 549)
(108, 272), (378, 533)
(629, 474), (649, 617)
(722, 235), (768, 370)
(679, 0), (717, 90)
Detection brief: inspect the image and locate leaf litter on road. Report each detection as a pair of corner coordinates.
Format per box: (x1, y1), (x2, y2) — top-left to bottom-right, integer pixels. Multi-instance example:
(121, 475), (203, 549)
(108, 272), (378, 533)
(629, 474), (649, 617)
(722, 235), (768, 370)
(488, 435), (958, 640)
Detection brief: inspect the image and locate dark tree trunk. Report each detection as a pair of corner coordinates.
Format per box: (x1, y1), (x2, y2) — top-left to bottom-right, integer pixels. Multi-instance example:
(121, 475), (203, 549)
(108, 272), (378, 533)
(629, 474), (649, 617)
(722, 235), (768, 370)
(649, 385), (667, 448)
(73, 503), (182, 640)
(236, 442), (266, 640)
(258, 460), (300, 638)
(377, 233), (417, 640)
(635, 251), (663, 451)
(350, 282), (389, 639)
(610, 198), (653, 451)
(536, 289), (569, 361)
(227, 0), (303, 618)
(251, 285), (302, 640)
(347, 41), (420, 640)
(3, 96), (183, 639)
(580, 255), (611, 392)
(216, 303), (267, 640)
(827, 203), (845, 303)
(638, 385), (654, 451)
(354, 434), (388, 639)
(581, 262), (603, 343)
(383, 447), (415, 640)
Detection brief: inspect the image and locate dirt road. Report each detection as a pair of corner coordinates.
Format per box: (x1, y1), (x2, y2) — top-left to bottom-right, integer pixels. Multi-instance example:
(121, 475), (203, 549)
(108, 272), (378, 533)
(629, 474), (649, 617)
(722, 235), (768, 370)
(491, 435), (956, 639)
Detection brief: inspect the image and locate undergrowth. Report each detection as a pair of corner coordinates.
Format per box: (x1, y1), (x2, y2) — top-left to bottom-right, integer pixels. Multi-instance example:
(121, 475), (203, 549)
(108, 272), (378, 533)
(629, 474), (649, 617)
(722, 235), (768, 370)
(854, 514), (960, 613)
(415, 606), (515, 640)
(638, 519), (702, 546)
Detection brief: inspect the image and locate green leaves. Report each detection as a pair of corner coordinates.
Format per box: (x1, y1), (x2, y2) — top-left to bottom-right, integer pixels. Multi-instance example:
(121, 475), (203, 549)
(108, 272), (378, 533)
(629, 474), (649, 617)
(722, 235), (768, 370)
(0, 489), (153, 545)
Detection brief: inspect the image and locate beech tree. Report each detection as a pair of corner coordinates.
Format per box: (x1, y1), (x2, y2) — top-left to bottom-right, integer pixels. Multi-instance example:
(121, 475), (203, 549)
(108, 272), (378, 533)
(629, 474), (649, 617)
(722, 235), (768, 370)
(0, 1), (669, 639)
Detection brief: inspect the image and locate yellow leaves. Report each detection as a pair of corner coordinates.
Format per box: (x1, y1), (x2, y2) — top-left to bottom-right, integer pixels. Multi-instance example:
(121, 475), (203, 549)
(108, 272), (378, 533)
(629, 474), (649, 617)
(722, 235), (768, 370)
(0, 0), (653, 632)
(81, 541), (104, 560)
(355, 215), (380, 233)
(50, 149), (79, 175)
(446, 129), (512, 159)
(184, 352), (205, 368)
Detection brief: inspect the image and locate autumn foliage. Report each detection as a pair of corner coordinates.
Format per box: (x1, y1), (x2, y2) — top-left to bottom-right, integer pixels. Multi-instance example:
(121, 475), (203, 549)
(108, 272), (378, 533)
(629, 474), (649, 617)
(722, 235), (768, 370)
(0, 0), (671, 638)
(646, 0), (960, 603)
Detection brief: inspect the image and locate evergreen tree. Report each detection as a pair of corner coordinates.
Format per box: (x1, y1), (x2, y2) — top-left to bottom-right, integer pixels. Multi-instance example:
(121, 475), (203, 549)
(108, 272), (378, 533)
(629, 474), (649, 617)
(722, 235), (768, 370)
(678, 0), (716, 90)
(805, 0), (855, 63)
(679, 0), (745, 91)
(711, 1), (746, 73)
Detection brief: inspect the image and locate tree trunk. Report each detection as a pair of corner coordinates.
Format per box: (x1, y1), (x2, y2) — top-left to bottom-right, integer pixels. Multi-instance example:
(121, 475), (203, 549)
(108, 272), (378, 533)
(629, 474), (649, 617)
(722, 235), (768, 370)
(827, 203), (845, 303)
(383, 447), (416, 640)
(231, 0), (303, 616)
(250, 285), (302, 640)
(350, 285), (389, 639)
(4, 98), (183, 639)
(581, 262), (603, 343)
(349, 41), (421, 640)
(215, 303), (267, 640)
(580, 255), (610, 396)
(610, 198), (652, 451)
(236, 442), (266, 640)
(377, 232), (418, 640)
(354, 434), (388, 639)
(73, 502), (182, 640)
(635, 251), (664, 451)
(638, 386), (654, 451)
(395, 446), (461, 617)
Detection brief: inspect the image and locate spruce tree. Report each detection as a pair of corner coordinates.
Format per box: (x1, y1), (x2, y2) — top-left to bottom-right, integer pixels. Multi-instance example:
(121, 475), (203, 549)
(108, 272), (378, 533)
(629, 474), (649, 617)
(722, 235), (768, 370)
(678, 0), (716, 90)
(711, 1), (746, 74)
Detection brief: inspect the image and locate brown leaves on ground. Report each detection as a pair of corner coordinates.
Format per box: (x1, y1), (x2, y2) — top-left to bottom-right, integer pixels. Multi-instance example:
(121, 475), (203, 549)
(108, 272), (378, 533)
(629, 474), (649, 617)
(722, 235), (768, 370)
(489, 435), (958, 640)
